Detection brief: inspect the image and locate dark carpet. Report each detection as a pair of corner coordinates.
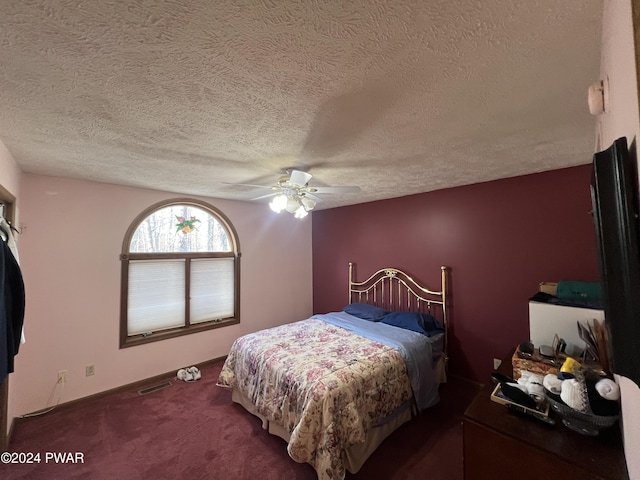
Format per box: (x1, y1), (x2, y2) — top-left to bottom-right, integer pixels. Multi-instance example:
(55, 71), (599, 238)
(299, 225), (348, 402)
(1, 362), (480, 480)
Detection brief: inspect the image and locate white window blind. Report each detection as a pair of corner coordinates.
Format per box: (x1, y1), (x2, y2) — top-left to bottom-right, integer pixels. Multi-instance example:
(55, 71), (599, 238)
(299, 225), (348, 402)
(128, 259), (185, 335)
(190, 258), (235, 323)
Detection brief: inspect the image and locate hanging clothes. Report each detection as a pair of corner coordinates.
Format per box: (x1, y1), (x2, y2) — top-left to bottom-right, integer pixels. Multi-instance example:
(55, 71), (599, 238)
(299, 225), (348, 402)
(0, 216), (25, 345)
(0, 223), (25, 384)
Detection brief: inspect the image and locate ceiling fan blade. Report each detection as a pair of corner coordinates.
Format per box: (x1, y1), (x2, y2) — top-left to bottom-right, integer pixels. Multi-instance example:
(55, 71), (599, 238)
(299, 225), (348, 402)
(307, 186), (361, 194)
(304, 192), (323, 203)
(251, 192), (279, 201)
(222, 182), (273, 190)
(289, 170), (313, 187)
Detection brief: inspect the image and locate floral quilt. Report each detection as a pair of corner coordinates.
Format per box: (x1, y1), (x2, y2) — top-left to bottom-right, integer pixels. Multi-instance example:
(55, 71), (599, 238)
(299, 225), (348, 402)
(217, 318), (413, 480)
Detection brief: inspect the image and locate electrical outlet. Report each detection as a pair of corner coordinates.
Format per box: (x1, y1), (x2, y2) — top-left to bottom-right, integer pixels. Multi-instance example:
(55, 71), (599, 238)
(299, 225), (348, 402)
(57, 370), (68, 383)
(86, 364), (95, 376)
(493, 358), (502, 370)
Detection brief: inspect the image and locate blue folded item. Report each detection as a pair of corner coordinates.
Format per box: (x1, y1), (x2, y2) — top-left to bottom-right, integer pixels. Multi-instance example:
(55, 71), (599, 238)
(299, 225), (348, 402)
(381, 311), (444, 337)
(342, 302), (387, 321)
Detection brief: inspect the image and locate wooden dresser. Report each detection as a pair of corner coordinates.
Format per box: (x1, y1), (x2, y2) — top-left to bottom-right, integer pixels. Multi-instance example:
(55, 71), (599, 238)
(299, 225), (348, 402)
(463, 352), (628, 480)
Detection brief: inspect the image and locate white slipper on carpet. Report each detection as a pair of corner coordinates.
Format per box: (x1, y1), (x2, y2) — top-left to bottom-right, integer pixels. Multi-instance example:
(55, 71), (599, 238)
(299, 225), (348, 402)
(176, 368), (194, 382)
(186, 366), (201, 381)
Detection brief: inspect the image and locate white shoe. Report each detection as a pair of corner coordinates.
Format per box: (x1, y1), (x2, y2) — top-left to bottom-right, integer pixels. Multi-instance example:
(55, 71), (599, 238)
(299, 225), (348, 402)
(177, 368), (194, 382)
(186, 366), (201, 381)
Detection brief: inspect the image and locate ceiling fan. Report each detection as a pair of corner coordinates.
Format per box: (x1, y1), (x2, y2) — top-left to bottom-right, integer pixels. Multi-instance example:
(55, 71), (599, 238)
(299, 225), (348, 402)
(227, 169), (361, 218)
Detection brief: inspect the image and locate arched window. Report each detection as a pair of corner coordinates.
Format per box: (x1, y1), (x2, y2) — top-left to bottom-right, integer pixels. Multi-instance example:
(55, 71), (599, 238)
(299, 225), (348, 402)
(120, 198), (240, 348)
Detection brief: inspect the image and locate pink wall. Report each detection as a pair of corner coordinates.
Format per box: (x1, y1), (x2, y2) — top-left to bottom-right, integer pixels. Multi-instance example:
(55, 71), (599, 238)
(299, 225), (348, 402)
(312, 165), (599, 383)
(11, 174), (313, 416)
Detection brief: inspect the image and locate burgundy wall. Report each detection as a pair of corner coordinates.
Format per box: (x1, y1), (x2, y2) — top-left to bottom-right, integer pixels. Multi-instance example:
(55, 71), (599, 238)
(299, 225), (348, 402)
(312, 165), (599, 383)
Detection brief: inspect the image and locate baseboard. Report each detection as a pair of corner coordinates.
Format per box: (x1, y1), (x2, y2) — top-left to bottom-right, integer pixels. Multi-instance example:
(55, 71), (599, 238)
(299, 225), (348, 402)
(7, 416), (15, 448)
(13, 356), (227, 425)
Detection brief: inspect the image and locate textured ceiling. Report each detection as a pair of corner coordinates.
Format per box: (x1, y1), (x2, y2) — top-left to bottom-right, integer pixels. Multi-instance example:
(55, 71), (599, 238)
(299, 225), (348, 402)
(0, 1), (602, 210)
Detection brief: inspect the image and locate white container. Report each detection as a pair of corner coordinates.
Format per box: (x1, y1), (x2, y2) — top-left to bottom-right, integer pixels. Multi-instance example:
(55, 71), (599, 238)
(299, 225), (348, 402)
(528, 301), (605, 357)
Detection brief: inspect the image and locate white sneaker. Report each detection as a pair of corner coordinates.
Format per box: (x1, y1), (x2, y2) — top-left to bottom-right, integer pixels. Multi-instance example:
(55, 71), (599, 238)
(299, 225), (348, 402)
(177, 368), (194, 382)
(186, 366), (201, 381)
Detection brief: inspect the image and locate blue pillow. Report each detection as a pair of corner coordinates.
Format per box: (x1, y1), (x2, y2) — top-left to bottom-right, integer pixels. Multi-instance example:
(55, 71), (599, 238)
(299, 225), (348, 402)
(343, 303), (387, 321)
(381, 311), (444, 336)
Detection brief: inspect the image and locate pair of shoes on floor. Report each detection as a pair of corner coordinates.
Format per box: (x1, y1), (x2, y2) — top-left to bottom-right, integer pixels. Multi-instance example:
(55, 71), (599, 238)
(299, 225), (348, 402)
(177, 366), (201, 382)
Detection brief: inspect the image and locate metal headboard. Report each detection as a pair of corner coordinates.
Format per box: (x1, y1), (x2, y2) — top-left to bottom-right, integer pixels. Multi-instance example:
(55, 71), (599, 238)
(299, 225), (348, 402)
(348, 262), (450, 374)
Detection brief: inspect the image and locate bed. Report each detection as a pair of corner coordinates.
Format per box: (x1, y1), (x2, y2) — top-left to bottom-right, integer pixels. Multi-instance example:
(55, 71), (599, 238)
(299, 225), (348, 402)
(216, 263), (449, 480)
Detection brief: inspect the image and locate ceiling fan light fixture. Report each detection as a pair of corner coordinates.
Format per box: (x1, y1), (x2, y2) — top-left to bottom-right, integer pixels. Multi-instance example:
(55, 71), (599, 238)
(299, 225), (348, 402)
(269, 194), (287, 213)
(285, 196), (301, 214)
(246, 168), (356, 219)
(271, 192), (314, 219)
(294, 205), (308, 219)
(301, 196), (316, 211)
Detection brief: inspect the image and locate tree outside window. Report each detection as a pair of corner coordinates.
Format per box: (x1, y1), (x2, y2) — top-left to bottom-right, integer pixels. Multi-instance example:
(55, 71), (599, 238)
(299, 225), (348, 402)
(120, 199), (240, 348)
